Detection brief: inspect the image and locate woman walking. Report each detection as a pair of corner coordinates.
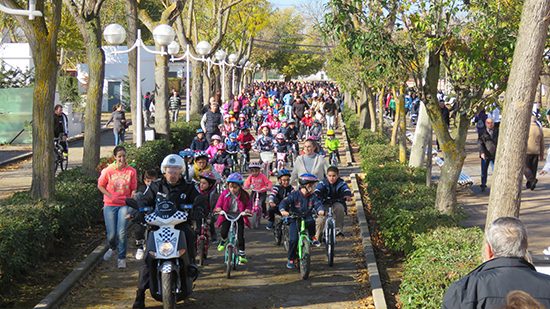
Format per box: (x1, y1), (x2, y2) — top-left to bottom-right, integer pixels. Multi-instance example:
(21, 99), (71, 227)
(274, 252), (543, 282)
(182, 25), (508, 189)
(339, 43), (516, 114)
(105, 103), (128, 146)
(290, 139), (329, 186)
(97, 145), (137, 269)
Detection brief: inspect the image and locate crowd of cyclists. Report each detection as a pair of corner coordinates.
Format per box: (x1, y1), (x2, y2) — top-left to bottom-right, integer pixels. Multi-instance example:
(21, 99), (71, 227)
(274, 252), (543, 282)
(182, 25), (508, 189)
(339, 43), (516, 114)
(97, 81), (353, 309)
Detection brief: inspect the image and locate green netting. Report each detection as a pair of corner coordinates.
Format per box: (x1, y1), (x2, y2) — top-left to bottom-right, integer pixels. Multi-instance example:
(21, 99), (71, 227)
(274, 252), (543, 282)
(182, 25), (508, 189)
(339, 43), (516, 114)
(0, 87), (33, 144)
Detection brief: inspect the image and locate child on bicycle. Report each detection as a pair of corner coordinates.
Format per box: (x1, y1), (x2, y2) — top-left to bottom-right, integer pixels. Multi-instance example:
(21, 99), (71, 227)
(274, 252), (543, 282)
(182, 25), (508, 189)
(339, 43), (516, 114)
(193, 171), (220, 243)
(267, 169), (294, 230)
(299, 110), (314, 140)
(314, 166), (352, 239)
(279, 173), (325, 269)
(178, 148), (195, 184)
(210, 143), (233, 177)
(243, 161), (273, 215)
(325, 129), (340, 163)
(206, 134), (222, 159)
(190, 128), (209, 151)
(190, 151), (221, 182)
(255, 124), (276, 173)
(214, 173), (252, 263)
(129, 169), (158, 260)
(236, 126), (255, 167)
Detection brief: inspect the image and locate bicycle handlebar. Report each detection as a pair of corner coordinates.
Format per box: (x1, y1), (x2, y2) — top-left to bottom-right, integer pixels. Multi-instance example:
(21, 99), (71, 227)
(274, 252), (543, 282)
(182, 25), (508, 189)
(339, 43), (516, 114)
(216, 210), (252, 222)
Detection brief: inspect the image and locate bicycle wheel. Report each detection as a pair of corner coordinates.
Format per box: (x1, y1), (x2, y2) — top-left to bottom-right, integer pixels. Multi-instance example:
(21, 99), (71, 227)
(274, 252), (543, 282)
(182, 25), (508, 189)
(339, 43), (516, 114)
(299, 237), (311, 280)
(330, 153), (338, 167)
(225, 246), (233, 279)
(197, 238), (205, 266)
(274, 219), (282, 246)
(255, 206), (262, 229)
(326, 223), (335, 267)
(61, 155), (69, 171)
(282, 225), (290, 252)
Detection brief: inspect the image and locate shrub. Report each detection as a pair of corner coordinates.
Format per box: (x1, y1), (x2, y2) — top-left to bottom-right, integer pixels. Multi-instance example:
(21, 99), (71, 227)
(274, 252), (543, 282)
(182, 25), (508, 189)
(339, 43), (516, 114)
(56, 167), (97, 184)
(360, 144), (399, 169)
(122, 139), (172, 177)
(342, 108), (360, 139)
(170, 119), (201, 152)
(399, 227), (483, 309)
(358, 130), (388, 147)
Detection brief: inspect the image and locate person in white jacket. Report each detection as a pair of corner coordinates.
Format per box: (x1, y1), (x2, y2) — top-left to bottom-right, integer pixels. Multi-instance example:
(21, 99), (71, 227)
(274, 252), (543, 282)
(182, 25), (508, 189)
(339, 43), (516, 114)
(290, 139), (328, 186)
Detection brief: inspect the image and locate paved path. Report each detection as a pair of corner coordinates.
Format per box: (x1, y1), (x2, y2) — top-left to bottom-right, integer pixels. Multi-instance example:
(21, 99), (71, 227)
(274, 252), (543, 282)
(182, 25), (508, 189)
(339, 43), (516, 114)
(441, 128), (550, 255)
(60, 126), (370, 309)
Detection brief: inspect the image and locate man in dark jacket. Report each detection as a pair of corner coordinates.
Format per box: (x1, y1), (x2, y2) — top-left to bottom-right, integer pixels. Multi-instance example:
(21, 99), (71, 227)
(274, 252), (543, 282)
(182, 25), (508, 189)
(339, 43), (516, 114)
(314, 166), (352, 239)
(200, 103), (223, 143)
(443, 217), (550, 309)
(478, 118), (498, 192)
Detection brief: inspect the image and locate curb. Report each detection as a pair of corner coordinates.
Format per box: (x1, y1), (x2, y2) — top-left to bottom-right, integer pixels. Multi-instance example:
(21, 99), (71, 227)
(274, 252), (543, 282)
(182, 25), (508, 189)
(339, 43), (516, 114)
(0, 128), (110, 167)
(338, 113), (353, 166)
(350, 173), (387, 309)
(33, 243), (108, 309)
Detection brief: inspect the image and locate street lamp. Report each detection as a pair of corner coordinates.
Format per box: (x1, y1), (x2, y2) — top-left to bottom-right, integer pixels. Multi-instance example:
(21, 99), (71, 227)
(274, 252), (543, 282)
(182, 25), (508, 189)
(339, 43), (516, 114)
(215, 49), (227, 101)
(227, 54), (238, 96)
(103, 23), (175, 147)
(0, 0), (42, 19)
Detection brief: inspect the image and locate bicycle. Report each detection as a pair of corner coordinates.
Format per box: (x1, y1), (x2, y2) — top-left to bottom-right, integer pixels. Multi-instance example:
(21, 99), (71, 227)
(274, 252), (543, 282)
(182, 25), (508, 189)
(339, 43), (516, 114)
(285, 211), (313, 280)
(216, 210), (251, 279)
(196, 215), (211, 266)
(53, 137), (68, 172)
(259, 151), (275, 177)
(287, 141), (298, 168)
(324, 204), (336, 267)
(329, 150), (339, 167)
(249, 189), (264, 229)
(227, 150), (239, 173)
(276, 151), (287, 172)
(273, 214), (284, 246)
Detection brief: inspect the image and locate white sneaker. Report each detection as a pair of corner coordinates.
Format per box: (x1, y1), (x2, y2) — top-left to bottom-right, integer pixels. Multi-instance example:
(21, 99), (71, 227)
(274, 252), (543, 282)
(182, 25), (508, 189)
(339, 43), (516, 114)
(118, 258), (127, 269)
(103, 248), (114, 261)
(543, 247), (550, 256)
(135, 248), (144, 260)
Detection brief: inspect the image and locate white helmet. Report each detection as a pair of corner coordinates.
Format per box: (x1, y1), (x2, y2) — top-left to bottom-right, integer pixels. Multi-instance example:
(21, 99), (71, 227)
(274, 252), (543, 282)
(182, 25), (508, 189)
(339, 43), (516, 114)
(161, 154), (185, 174)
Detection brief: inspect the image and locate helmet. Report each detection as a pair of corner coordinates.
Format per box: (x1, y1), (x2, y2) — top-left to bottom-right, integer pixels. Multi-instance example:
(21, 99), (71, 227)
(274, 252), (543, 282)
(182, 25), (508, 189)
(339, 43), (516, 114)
(239, 113), (246, 118)
(298, 173), (318, 186)
(314, 119), (321, 124)
(227, 172), (244, 185)
(327, 129), (335, 136)
(229, 132), (238, 139)
(248, 161), (262, 169)
(216, 143), (226, 151)
(229, 110), (235, 115)
(307, 135), (320, 142)
(161, 154), (185, 173)
(259, 123), (271, 130)
(224, 114), (231, 119)
(242, 125), (250, 130)
(211, 134), (222, 141)
(276, 133), (285, 140)
(304, 110), (310, 115)
(277, 169), (291, 178)
(199, 171), (218, 184)
(288, 119), (296, 124)
(194, 151), (209, 160)
(179, 148), (194, 158)
(196, 128), (204, 134)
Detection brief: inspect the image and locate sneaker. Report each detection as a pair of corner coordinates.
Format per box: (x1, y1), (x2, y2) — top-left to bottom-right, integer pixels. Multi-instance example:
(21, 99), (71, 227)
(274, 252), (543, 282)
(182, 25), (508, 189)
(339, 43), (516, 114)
(530, 179), (538, 191)
(217, 240), (227, 252)
(103, 248), (114, 261)
(544, 247), (550, 256)
(266, 221), (274, 230)
(117, 258), (127, 269)
(238, 251), (248, 264)
(286, 259), (295, 269)
(135, 248), (144, 260)
(312, 237), (321, 247)
(62, 152), (68, 158)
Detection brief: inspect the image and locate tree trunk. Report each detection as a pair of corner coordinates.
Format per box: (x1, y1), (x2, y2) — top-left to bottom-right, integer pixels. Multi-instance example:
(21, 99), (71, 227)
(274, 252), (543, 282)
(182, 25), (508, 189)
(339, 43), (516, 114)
(398, 84), (407, 163)
(154, 52), (169, 138)
(486, 0), (550, 226)
(409, 101), (431, 167)
(191, 60), (204, 116)
(126, 0), (138, 142)
(223, 66), (232, 101)
(377, 87), (384, 133)
(30, 38), (57, 200)
(82, 20), (105, 176)
(344, 90), (353, 110)
(368, 88), (377, 132)
(262, 68), (268, 81)
(359, 86), (370, 129)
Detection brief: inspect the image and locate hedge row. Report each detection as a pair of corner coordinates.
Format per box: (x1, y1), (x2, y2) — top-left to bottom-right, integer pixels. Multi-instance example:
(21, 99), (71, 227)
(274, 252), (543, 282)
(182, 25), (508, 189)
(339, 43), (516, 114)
(0, 167), (101, 298)
(357, 129), (483, 308)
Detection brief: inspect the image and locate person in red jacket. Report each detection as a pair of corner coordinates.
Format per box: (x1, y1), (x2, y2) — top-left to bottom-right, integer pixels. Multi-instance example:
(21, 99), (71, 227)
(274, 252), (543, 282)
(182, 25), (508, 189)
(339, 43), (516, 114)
(300, 110), (314, 139)
(236, 126), (255, 167)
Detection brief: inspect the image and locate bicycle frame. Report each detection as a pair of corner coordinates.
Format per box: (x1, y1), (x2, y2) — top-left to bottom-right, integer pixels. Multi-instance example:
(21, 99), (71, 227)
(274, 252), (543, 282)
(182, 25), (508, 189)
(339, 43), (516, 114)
(324, 206), (336, 244)
(218, 211), (247, 266)
(297, 217), (310, 260)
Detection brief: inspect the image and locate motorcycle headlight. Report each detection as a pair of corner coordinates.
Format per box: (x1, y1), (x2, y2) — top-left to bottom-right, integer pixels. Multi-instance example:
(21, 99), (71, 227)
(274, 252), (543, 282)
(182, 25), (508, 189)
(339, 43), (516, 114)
(159, 241), (175, 256)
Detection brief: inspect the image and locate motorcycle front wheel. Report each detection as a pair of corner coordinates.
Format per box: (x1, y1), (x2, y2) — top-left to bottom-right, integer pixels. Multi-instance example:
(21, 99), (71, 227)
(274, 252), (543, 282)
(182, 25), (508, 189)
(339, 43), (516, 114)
(161, 271), (176, 309)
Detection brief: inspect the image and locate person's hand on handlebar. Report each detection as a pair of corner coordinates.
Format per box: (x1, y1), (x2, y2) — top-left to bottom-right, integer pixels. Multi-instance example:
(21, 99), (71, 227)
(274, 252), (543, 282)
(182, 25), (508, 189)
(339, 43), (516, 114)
(213, 207), (222, 214)
(280, 210), (289, 217)
(318, 210), (325, 216)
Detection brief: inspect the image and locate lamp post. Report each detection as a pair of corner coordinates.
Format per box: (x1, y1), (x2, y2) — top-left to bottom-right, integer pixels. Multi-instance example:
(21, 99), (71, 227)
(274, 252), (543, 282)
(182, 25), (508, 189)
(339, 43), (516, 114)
(103, 23), (175, 147)
(227, 53), (238, 96)
(215, 49), (227, 101)
(0, 0), (42, 19)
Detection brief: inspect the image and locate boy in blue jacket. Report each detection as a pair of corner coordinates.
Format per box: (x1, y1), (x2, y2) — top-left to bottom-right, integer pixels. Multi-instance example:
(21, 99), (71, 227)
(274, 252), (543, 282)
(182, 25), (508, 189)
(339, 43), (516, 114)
(279, 173), (325, 269)
(314, 166), (353, 239)
(190, 128), (209, 151)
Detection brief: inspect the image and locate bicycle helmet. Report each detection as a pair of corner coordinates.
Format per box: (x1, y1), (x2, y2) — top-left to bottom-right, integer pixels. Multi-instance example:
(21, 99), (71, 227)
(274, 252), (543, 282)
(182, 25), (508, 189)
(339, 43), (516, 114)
(327, 129), (335, 136)
(216, 143), (226, 151)
(298, 173), (319, 186)
(194, 151), (209, 160)
(239, 113), (246, 118)
(314, 119), (321, 124)
(229, 132), (238, 139)
(259, 123), (271, 130)
(178, 148), (194, 158)
(224, 114), (231, 120)
(248, 161), (262, 169)
(307, 135), (320, 142)
(227, 172), (244, 185)
(211, 134), (222, 141)
(276, 133), (285, 140)
(288, 119), (296, 125)
(277, 169), (291, 178)
(196, 128), (204, 134)
(199, 171), (218, 185)
(304, 110), (310, 115)
(229, 110), (235, 115)
(161, 154), (185, 173)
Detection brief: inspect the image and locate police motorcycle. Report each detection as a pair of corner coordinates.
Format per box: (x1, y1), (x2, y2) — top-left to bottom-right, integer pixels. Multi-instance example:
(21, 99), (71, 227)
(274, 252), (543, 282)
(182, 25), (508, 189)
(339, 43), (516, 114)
(127, 192), (199, 309)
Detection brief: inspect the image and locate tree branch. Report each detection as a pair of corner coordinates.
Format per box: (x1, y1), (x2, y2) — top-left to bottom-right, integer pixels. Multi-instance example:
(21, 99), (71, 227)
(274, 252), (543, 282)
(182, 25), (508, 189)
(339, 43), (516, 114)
(221, 0), (244, 13)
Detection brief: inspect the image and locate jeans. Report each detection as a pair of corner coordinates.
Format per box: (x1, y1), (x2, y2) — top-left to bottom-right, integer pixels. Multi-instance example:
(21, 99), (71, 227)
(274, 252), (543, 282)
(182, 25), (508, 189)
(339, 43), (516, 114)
(284, 105), (293, 120)
(114, 129), (125, 146)
(315, 202), (345, 239)
(325, 115), (335, 129)
(287, 217), (315, 260)
(171, 108), (180, 122)
(103, 206), (129, 259)
(480, 158), (494, 187)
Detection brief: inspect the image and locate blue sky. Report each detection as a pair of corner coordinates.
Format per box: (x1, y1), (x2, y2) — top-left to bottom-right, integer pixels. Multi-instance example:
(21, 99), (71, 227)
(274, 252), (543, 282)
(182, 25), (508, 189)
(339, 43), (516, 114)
(269, 0), (327, 9)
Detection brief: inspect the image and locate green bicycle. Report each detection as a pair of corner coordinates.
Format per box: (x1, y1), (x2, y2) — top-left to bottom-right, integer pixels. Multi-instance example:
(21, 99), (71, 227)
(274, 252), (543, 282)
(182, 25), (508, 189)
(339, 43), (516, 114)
(217, 210), (250, 279)
(286, 211), (312, 280)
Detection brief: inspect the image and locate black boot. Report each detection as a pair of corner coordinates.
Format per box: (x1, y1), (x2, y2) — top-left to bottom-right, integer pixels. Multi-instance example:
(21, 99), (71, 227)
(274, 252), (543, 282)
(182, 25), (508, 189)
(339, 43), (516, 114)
(132, 289), (146, 309)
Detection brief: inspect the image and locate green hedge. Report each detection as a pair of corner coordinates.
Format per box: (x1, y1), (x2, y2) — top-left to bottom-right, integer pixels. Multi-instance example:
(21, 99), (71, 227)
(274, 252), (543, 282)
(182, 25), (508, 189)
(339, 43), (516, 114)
(122, 139), (172, 177)
(399, 227), (483, 309)
(170, 119), (201, 152)
(0, 168), (102, 297)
